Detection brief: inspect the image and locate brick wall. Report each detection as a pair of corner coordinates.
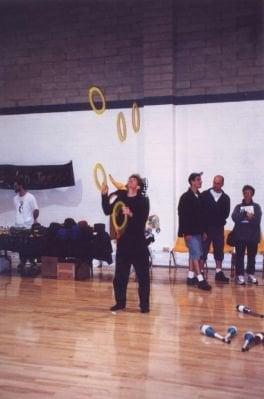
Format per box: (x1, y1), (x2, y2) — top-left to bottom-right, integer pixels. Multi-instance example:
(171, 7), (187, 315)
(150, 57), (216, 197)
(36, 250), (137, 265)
(0, 0), (143, 107)
(174, 0), (264, 96)
(143, 0), (174, 98)
(0, 0), (263, 109)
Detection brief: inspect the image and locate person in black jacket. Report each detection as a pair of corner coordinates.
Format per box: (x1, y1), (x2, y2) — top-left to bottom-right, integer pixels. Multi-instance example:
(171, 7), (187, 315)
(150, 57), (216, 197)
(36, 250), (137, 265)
(231, 185), (262, 285)
(178, 172), (211, 291)
(201, 175), (230, 283)
(101, 174), (150, 313)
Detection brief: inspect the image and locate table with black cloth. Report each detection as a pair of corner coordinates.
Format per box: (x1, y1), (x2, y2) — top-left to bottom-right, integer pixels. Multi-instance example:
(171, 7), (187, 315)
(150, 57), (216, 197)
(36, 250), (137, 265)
(0, 227), (113, 272)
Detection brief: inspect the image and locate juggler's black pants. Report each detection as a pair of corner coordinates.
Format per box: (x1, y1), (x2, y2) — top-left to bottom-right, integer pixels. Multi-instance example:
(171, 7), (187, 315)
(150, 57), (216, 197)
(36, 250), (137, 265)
(113, 250), (150, 310)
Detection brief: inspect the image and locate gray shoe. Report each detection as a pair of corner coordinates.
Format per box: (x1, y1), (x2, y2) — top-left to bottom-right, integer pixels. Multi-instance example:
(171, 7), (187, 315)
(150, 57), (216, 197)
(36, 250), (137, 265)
(236, 275), (246, 286)
(247, 275), (258, 285)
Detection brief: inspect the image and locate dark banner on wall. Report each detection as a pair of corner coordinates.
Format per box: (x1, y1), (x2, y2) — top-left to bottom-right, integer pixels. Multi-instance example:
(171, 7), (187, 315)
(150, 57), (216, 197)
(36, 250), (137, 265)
(0, 161), (75, 190)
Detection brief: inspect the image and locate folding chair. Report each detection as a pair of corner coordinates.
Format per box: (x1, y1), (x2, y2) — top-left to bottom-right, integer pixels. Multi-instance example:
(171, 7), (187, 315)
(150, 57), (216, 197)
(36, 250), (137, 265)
(257, 238), (264, 279)
(169, 237), (189, 272)
(169, 237), (208, 277)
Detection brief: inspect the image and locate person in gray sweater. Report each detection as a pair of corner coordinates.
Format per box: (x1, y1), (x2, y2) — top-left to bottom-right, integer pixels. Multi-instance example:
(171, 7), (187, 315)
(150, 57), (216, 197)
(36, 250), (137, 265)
(231, 185), (262, 285)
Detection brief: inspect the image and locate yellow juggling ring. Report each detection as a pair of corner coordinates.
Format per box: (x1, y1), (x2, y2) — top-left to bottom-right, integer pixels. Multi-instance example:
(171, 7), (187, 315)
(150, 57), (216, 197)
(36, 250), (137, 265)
(108, 174), (127, 191)
(132, 102), (140, 133)
(117, 112), (127, 142)
(94, 163), (107, 191)
(88, 86), (106, 115)
(112, 201), (128, 232)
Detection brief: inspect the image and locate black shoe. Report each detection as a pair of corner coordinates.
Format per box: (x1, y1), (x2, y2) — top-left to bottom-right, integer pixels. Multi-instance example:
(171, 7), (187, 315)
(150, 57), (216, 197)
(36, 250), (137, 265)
(186, 277), (198, 286)
(197, 279), (212, 291)
(110, 304), (125, 311)
(140, 307), (150, 313)
(140, 304), (150, 313)
(215, 271), (229, 283)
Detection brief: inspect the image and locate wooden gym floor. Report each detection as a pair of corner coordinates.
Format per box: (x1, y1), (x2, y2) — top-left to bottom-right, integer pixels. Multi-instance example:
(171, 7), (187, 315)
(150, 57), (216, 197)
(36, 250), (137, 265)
(0, 266), (263, 399)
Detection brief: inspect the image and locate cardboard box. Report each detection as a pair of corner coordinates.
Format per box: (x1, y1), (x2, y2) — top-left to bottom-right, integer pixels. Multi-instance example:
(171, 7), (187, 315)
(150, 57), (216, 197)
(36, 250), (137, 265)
(75, 261), (92, 280)
(57, 262), (76, 280)
(41, 256), (58, 278)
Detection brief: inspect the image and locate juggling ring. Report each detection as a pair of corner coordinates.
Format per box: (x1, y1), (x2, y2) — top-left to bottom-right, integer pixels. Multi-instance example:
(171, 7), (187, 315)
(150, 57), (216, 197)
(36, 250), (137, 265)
(112, 201), (128, 232)
(132, 102), (140, 133)
(117, 112), (127, 142)
(88, 86), (106, 115)
(94, 163), (107, 191)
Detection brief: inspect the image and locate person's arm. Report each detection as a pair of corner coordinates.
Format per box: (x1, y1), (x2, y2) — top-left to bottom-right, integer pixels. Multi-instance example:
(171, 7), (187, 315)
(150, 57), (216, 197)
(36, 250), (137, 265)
(224, 195), (231, 220)
(101, 193), (112, 215)
(178, 195), (187, 237)
(101, 184), (121, 216)
(248, 204), (262, 226)
(200, 192), (208, 234)
(101, 183), (111, 215)
(232, 204), (245, 223)
(140, 196), (150, 223)
(31, 195), (39, 223)
(33, 209), (39, 222)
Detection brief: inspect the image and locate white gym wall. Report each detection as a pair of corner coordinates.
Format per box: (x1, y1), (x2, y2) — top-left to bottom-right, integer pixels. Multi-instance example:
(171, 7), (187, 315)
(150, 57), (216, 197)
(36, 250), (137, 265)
(0, 99), (263, 266)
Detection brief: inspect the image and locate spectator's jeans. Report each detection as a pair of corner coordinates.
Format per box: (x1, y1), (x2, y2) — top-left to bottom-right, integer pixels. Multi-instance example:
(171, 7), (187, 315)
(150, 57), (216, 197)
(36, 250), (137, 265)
(186, 235), (203, 261)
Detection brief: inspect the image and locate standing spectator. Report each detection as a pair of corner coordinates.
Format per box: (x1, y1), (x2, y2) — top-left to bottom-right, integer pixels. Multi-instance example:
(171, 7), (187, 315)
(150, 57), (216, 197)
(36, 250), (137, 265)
(231, 185), (262, 285)
(201, 175), (230, 283)
(178, 172), (211, 291)
(14, 176), (39, 273)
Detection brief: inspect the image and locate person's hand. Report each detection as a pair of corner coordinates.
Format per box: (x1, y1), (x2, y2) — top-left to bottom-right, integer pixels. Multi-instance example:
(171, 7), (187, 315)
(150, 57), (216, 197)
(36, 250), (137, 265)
(101, 182), (108, 195)
(122, 206), (133, 217)
(246, 212), (254, 220)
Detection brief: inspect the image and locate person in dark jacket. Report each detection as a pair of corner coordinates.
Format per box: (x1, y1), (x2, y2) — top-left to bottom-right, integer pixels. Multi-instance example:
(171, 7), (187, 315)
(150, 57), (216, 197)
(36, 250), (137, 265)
(231, 185), (262, 285)
(178, 172), (211, 291)
(101, 174), (150, 313)
(201, 175), (230, 283)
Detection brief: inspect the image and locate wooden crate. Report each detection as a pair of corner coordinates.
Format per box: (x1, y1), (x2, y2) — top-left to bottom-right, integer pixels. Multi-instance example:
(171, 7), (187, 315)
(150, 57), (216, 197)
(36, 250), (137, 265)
(41, 256), (58, 278)
(57, 262), (76, 280)
(75, 261), (92, 280)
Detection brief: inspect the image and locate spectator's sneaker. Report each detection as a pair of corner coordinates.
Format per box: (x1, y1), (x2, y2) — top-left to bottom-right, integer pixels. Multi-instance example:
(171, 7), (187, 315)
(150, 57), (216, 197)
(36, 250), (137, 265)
(197, 279), (212, 291)
(186, 277), (198, 286)
(236, 275), (246, 286)
(247, 275), (258, 285)
(215, 271), (229, 283)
